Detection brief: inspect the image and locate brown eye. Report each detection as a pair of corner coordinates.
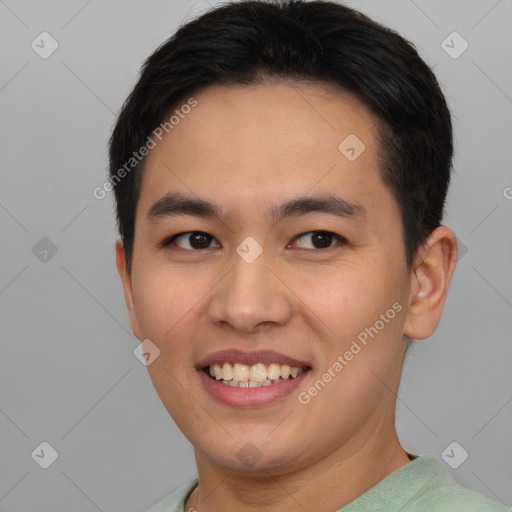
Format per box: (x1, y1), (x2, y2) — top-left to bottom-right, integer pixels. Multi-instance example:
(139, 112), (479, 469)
(188, 232), (211, 249)
(311, 232), (333, 249)
(166, 231), (220, 250)
(293, 231), (346, 250)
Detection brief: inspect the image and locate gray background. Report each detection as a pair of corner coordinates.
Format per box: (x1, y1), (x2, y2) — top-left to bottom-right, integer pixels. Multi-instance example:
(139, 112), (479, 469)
(1, 0), (511, 510)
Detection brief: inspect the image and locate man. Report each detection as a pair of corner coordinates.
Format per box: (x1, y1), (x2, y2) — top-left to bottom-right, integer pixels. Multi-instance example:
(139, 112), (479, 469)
(109, 1), (510, 510)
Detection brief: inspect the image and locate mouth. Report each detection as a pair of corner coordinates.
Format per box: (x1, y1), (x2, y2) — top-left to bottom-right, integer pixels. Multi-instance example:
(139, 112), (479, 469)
(197, 350), (312, 407)
(202, 362), (310, 387)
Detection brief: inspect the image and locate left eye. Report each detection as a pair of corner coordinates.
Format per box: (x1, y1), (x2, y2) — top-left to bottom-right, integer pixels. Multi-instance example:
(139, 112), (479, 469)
(166, 231), (221, 250)
(291, 231), (346, 250)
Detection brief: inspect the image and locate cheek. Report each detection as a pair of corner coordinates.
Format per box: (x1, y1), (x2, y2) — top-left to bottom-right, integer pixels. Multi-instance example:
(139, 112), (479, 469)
(130, 265), (207, 342)
(289, 262), (393, 339)
(130, 267), (207, 423)
(288, 260), (407, 386)
(293, 266), (406, 434)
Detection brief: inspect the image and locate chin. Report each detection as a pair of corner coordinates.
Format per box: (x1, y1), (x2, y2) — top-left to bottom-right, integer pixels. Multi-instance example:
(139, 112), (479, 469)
(193, 432), (308, 475)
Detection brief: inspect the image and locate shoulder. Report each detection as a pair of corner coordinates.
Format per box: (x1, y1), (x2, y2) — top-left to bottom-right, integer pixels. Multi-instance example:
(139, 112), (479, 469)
(417, 485), (511, 512)
(404, 458), (510, 512)
(145, 479), (198, 512)
(341, 455), (510, 512)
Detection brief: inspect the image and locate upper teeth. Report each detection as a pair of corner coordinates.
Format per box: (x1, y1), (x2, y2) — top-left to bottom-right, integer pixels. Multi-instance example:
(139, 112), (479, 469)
(209, 362), (305, 383)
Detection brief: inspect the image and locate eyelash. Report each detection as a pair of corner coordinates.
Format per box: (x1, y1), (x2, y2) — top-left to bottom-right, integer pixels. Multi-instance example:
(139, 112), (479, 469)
(161, 230), (348, 252)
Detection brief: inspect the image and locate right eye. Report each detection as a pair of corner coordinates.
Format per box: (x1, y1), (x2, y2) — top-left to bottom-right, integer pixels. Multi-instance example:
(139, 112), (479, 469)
(163, 231), (221, 251)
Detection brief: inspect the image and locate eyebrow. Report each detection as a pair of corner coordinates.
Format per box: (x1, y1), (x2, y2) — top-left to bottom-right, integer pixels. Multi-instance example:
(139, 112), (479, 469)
(270, 194), (366, 223)
(147, 193), (220, 220)
(147, 192), (366, 224)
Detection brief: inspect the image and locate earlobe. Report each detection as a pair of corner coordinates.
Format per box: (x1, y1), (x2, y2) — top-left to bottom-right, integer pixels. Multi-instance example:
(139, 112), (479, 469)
(403, 227), (458, 340)
(115, 239), (142, 340)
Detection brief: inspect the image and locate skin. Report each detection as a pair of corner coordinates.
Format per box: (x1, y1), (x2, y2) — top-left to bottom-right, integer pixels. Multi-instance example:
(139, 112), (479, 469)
(116, 80), (457, 512)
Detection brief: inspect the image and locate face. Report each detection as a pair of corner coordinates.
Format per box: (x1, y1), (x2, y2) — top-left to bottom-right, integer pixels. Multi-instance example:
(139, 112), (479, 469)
(117, 80), (421, 475)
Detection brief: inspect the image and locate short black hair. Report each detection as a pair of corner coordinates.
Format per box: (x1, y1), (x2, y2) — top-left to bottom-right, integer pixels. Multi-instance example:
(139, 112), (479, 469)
(109, 0), (453, 271)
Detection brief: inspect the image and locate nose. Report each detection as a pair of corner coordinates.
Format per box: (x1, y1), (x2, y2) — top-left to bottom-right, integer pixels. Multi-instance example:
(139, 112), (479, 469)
(206, 252), (294, 333)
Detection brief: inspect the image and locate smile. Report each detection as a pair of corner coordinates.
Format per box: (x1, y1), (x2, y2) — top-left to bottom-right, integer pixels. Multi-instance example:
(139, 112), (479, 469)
(197, 349), (312, 407)
(206, 362), (307, 387)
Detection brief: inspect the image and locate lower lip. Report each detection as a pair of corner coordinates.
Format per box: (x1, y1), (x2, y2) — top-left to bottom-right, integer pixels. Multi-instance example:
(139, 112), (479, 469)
(198, 369), (311, 408)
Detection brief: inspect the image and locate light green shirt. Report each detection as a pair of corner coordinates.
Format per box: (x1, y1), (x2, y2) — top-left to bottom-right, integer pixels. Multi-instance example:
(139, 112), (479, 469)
(147, 455), (510, 511)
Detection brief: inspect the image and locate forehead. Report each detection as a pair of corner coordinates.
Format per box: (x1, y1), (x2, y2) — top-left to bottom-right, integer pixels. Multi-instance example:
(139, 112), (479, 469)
(138, 80), (394, 224)
(160, 79), (378, 157)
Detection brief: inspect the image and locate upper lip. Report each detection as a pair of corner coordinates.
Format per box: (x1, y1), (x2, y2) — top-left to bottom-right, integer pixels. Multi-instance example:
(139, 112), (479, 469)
(197, 349), (311, 369)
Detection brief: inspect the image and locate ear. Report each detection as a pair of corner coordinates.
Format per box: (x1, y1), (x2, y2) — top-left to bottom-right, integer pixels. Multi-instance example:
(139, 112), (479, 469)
(115, 239), (142, 340)
(403, 226), (458, 340)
